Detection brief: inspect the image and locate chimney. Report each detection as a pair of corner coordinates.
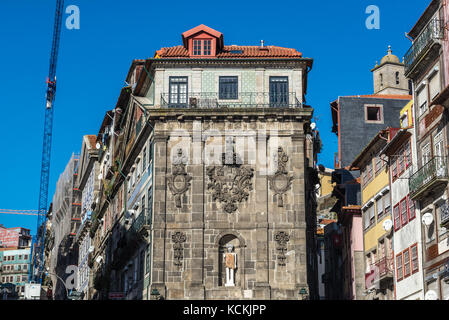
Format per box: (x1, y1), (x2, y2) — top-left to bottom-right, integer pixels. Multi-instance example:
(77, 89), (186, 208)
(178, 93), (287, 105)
(260, 40), (264, 48)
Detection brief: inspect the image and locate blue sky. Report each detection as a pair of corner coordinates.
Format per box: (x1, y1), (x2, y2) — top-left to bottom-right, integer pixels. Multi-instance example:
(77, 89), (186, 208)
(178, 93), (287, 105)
(0, 0), (428, 233)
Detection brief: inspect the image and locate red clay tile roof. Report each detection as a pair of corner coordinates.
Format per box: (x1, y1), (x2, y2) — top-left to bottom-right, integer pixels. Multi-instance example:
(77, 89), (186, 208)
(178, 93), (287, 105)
(155, 45), (303, 59)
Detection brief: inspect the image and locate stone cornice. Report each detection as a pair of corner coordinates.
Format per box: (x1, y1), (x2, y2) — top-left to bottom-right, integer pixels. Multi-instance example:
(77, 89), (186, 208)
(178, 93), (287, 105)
(144, 107), (313, 122)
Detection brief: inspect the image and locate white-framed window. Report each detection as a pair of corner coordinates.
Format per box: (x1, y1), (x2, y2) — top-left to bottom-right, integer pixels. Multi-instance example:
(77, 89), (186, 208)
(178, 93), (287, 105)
(429, 70), (441, 101)
(417, 86), (428, 116)
(422, 142), (431, 166)
(376, 197), (383, 220)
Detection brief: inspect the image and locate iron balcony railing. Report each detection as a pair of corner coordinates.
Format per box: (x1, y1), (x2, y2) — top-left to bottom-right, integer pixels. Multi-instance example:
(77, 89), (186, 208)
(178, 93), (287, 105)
(130, 210), (151, 234)
(160, 92), (302, 109)
(404, 19), (444, 74)
(365, 256), (394, 289)
(409, 156), (448, 198)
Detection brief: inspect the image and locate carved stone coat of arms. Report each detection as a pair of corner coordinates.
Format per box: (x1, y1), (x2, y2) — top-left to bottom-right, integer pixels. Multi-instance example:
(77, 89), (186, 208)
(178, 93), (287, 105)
(206, 153), (254, 213)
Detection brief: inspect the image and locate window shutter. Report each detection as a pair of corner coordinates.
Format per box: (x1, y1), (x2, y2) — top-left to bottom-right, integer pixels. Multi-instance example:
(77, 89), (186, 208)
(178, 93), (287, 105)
(429, 72), (440, 101)
(417, 87), (427, 115)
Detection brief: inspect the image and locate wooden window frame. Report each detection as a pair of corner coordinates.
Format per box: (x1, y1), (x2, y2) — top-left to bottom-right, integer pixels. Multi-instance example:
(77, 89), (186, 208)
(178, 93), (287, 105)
(400, 197), (408, 227)
(396, 252), (403, 281)
(391, 157), (398, 182)
(403, 248), (411, 278)
(408, 195), (416, 221)
(394, 203), (401, 231)
(410, 243), (419, 274)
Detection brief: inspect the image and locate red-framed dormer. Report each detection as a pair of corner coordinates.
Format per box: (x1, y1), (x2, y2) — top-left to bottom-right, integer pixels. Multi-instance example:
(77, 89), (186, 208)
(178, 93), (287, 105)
(182, 24), (224, 58)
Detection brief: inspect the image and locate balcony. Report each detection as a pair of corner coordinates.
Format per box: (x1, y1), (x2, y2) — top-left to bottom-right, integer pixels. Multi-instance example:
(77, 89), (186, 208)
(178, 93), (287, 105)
(404, 19), (444, 77)
(160, 92), (302, 109)
(130, 210), (151, 241)
(409, 156), (448, 200)
(366, 257), (394, 289)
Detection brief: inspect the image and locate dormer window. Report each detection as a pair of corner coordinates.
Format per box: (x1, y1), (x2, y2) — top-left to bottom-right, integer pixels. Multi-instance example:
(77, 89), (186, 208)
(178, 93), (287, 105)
(192, 39), (212, 56)
(182, 25), (223, 58)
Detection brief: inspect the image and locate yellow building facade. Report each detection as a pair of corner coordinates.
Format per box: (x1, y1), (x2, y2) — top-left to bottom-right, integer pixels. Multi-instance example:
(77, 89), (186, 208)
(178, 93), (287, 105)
(399, 100), (413, 128)
(351, 128), (395, 300)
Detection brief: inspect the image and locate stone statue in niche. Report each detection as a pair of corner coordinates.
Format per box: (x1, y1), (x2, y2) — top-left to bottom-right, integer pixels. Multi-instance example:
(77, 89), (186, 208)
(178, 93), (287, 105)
(167, 148), (192, 208)
(223, 244), (237, 287)
(268, 147), (293, 207)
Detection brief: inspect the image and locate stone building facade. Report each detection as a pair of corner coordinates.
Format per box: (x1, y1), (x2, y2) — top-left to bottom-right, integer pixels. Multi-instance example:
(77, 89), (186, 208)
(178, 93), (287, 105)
(127, 24), (321, 300)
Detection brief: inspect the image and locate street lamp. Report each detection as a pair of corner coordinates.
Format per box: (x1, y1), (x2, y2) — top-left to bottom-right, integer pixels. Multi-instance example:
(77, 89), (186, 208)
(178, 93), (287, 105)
(150, 288), (162, 300)
(299, 287), (309, 300)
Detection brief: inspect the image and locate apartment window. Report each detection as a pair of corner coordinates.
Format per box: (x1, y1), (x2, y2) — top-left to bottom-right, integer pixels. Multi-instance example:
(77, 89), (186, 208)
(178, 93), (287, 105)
(434, 130), (444, 158)
(403, 248), (410, 277)
(429, 71), (440, 101)
(366, 161), (373, 182)
(148, 186), (153, 223)
(394, 204), (401, 230)
(18, 255), (22, 260)
(364, 208), (370, 229)
(139, 250), (145, 280)
(192, 39), (212, 56)
(203, 40), (211, 55)
(365, 105), (383, 122)
(417, 87), (427, 116)
(142, 148), (146, 172)
(374, 157), (382, 174)
(421, 142), (431, 166)
(169, 77), (188, 107)
(411, 244), (419, 273)
(376, 197), (383, 221)
(408, 196), (416, 220)
(405, 141), (412, 168)
(193, 39), (201, 56)
(368, 205), (375, 226)
(219, 76), (238, 100)
(395, 71), (400, 85)
(391, 157), (397, 180)
(384, 193), (391, 217)
(396, 253), (403, 281)
(400, 198), (408, 226)
(269, 77), (289, 107)
(362, 167), (367, 185)
(141, 195), (145, 218)
(145, 245), (150, 274)
(148, 140), (153, 168)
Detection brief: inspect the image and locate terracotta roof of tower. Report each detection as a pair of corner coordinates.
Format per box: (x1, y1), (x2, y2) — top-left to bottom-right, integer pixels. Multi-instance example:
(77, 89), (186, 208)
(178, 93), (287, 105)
(154, 45), (303, 58)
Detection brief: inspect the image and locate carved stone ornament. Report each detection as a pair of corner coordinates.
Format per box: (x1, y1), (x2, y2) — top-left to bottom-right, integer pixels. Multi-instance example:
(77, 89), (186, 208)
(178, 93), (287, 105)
(167, 149), (192, 208)
(171, 231), (186, 266)
(207, 152), (254, 214)
(268, 147), (294, 207)
(275, 231), (290, 266)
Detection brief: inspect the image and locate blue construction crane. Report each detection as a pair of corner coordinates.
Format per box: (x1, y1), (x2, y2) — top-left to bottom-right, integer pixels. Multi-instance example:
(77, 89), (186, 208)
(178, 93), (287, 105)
(29, 0), (65, 284)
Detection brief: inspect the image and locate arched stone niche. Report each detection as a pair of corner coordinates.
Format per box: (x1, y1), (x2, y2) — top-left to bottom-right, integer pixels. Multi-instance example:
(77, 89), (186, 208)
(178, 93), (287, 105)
(215, 231), (245, 287)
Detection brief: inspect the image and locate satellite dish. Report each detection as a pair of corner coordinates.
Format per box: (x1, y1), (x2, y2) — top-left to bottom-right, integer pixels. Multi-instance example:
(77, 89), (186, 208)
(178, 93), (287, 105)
(95, 256), (103, 264)
(425, 290), (438, 300)
(310, 122), (316, 130)
(88, 246), (94, 253)
(382, 219), (393, 231)
(98, 173), (103, 180)
(422, 212), (434, 226)
(96, 142), (101, 149)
